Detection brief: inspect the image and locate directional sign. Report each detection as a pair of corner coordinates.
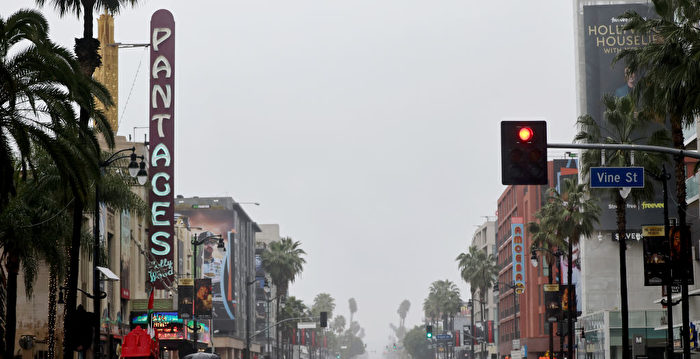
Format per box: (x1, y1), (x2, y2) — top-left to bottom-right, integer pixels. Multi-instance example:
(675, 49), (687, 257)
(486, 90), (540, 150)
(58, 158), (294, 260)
(436, 334), (452, 340)
(590, 167), (644, 188)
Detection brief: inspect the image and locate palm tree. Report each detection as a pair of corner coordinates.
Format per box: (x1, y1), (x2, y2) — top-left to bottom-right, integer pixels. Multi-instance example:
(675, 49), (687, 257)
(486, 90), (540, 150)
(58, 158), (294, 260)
(397, 299), (411, 330)
(311, 292), (336, 320)
(456, 246), (498, 311)
(615, 3), (700, 356)
(0, 9), (115, 357)
(548, 179), (600, 359)
(0, 145), (146, 358)
(331, 315), (346, 336)
(261, 237), (306, 358)
(576, 93), (669, 359)
(348, 297), (357, 325)
(423, 280), (461, 331)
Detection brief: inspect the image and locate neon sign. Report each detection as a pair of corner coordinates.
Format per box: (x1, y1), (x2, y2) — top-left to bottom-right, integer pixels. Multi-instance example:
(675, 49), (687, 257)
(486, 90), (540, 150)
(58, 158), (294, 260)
(148, 9), (176, 288)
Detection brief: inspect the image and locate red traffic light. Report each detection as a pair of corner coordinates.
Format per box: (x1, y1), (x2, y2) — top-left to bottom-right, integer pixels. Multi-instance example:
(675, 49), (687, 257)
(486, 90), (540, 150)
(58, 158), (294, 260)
(518, 127), (534, 142)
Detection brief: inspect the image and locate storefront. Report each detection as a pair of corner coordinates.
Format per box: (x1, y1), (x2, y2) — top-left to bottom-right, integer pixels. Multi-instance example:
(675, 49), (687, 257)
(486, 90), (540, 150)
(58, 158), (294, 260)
(576, 310), (667, 359)
(131, 311), (211, 356)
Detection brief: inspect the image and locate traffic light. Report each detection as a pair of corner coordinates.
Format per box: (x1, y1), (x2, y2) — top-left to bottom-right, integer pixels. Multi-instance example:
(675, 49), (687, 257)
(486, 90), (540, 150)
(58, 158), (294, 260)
(501, 121), (547, 185)
(320, 311), (328, 328)
(426, 325), (433, 338)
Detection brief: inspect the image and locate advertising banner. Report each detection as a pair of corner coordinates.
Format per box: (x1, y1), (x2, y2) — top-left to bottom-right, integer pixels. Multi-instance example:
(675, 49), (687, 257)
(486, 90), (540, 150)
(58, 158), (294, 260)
(511, 217), (525, 294)
(178, 278), (193, 318)
(120, 210), (130, 299)
(582, 4), (677, 231)
(194, 278), (213, 319)
(544, 284), (561, 322)
(560, 285), (576, 319)
(175, 199), (237, 333)
(148, 9), (176, 289)
(670, 226), (694, 285)
(642, 225), (668, 286)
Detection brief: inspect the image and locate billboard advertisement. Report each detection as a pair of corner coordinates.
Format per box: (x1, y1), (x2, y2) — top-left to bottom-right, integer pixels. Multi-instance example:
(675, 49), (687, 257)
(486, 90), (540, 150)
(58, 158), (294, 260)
(544, 284), (561, 322)
(511, 217), (525, 294)
(120, 210), (130, 299)
(148, 9), (176, 289)
(175, 199), (237, 333)
(582, 4), (678, 231)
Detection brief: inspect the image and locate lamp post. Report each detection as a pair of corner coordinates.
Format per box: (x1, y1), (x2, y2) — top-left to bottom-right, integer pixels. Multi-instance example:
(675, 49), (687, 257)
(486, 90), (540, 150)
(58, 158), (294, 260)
(189, 232), (225, 352)
(93, 147), (147, 359)
(245, 278), (260, 359)
(531, 247), (564, 359)
(263, 283), (272, 359)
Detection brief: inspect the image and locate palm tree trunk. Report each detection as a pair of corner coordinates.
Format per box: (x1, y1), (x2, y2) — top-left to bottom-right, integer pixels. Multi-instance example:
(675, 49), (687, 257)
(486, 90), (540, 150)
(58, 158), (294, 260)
(5, 252), (19, 359)
(48, 264), (58, 359)
(615, 194), (630, 359)
(670, 116), (691, 359)
(63, 200), (83, 359)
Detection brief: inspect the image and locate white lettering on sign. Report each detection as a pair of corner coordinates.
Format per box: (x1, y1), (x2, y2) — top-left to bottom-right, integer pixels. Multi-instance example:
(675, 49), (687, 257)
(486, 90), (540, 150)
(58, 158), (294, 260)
(148, 9), (175, 289)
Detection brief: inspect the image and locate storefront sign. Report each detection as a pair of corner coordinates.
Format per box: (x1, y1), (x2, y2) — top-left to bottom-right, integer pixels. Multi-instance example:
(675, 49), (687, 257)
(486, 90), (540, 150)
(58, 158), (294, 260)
(148, 9), (176, 289)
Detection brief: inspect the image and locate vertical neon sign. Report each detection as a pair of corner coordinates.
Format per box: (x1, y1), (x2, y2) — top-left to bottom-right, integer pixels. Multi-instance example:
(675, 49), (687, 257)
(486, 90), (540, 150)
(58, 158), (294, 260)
(148, 9), (175, 288)
(511, 217), (525, 294)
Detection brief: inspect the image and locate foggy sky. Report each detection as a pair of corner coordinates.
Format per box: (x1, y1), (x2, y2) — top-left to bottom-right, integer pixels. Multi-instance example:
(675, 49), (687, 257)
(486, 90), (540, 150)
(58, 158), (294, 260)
(2, 0), (578, 355)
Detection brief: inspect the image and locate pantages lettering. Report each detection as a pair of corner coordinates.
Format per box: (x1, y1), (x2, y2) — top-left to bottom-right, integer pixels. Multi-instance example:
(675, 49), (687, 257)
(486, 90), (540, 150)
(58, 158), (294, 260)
(148, 9), (175, 289)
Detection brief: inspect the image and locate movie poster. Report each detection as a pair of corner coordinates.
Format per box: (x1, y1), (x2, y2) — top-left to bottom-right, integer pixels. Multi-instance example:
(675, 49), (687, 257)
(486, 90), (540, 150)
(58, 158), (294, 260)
(178, 278), (194, 318)
(194, 278), (213, 318)
(642, 225), (668, 286)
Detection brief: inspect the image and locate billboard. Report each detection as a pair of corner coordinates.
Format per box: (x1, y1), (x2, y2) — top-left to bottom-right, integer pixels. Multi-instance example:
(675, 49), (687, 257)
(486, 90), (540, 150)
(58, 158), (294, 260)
(582, 4), (678, 231)
(511, 217), (525, 294)
(148, 9), (176, 288)
(175, 199), (237, 333)
(120, 210), (130, 299)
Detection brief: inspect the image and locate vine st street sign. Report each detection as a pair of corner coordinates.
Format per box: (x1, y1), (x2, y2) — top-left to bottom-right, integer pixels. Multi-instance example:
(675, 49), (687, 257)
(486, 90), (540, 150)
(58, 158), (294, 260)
(590, 167), (644, 188)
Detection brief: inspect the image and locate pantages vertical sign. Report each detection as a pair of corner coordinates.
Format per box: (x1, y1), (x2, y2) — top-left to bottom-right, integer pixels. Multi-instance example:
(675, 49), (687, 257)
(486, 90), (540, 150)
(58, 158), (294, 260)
(148, 9), (175, 288)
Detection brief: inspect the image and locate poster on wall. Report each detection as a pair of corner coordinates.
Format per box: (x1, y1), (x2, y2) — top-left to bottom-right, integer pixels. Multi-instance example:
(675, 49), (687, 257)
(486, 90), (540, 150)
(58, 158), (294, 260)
(148, 9), (176, 289)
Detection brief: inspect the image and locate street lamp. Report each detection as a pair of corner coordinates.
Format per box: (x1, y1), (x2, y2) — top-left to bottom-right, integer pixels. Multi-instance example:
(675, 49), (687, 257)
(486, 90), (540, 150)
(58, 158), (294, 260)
(188, 232), (224, 352)
(531, 246), (564, 359)
(93, 147), (146, 359)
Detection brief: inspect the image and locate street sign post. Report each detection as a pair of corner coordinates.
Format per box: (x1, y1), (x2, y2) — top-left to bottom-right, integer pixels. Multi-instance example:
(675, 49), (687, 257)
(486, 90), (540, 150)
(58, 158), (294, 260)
(297, 322), (316, 329)
(590, 167), (644, 188)
(436, 334), (452, 340)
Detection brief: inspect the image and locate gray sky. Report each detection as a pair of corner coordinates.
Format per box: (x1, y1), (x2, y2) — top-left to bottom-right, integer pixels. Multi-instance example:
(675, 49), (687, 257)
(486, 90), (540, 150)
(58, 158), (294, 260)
(3, 0), (579, 354)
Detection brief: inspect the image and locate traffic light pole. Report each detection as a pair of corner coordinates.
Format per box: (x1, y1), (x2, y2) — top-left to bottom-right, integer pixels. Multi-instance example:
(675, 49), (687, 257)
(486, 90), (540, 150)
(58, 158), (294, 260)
(547, 141), (700, 359)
